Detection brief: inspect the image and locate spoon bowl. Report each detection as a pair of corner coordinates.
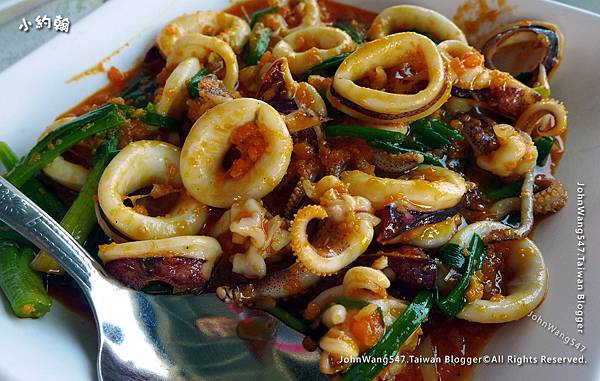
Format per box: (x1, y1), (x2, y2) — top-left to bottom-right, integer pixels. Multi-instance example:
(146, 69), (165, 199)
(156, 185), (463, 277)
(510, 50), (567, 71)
(0, 177), (320, 381)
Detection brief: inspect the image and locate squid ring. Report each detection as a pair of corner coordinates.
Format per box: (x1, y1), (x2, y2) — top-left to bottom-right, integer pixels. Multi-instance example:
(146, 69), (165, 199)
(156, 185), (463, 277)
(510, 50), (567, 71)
(98, 140), (208, 241)
(156, 57), (201, 117)
(288, 0), (322, 33)
(99, 236), (223, 292)
(340, 166), (467, 210)
(290, 205), (374, 276)
(43, 154), (89, 191)
(515, 99), (568, 137)
(258, 0), (322, 36)
(439, 40), (543, 118)
(456, 238), (548, 323)
(450, 220), (508, 247)
(438, 40), (492, 90)
(180, 98), (293, 208)
(166, 34), (238, 91)
(367, 5), (467, 42)
(41, 117), (89, 191)
(328, 32), (451, 124)
(343, 266), (390, 297)
(157, 11), (250, 55)
(476, 124), (538, 178)
(272, 26), (356, 75)
(99, 236), (221, 263)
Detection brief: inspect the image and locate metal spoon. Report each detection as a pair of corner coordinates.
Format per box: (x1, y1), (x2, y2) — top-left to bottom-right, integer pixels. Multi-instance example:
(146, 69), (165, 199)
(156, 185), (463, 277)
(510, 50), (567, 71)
(0, 177), (321, 381)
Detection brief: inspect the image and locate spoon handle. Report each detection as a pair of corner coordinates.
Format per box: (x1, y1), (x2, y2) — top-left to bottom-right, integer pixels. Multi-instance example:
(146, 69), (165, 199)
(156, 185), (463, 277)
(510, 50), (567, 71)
(0, 177), (106, 292)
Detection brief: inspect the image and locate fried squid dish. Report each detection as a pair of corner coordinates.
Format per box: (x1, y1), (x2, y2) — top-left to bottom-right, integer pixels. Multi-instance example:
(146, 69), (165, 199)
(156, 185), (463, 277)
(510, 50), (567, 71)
(0, 1), (568, 380)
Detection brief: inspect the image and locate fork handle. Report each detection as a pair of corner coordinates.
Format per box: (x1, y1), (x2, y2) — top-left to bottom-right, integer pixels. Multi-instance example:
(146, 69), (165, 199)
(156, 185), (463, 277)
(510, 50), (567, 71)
(0, 177), (107, 293)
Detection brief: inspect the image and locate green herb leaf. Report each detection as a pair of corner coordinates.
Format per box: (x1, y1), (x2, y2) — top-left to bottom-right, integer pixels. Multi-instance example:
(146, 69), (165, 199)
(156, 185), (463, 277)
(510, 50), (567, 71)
(325, 124), (405, 144)
(342, 291), (433, 380)
(533, 86), (551, 99)
(484, 181), (523, 201)
(265, 305), (311, 334)
(246, 23), (272, 66)
(187, 68), (211, 98)
(435, 234), (485, 316)
(334, 21), (364, 44)
(334, 296), (371, 310)
(438, 243), (466, 271)
(535, 136), (554, 166)
(369, 141), (445, 167)
(250, 6), (279, 28)
(299, 52), (352, 81)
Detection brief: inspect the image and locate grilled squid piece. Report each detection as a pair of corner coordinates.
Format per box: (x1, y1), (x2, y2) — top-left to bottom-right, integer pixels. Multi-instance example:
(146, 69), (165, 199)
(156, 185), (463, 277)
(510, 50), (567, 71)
(272, 26), (356, 76)
(481, 21), (563, 88)
(216, 262), (321, 305)
(216, 199), (290, 279)
(99, 236), (222, 293)
(256, 57), (328, 132)
(166, 34), (238, 91)
(156, 57), (201, 118)
(367, 5), (466, 42)
(40, 117), (89, 191)
(97, 140), (207, 241)
(476, 124), (537, 177)
(157, 11), (250, 55)
(180, 98), (293, 208)
(313, 267), (421, 375)
(327, 32), (451, 124)
(439, 40), (543, 119)
(290, 176), (380, 275)
(341, 165), (467, 210)
(515, 99), (568, 137)
(458, 238), (547, 323)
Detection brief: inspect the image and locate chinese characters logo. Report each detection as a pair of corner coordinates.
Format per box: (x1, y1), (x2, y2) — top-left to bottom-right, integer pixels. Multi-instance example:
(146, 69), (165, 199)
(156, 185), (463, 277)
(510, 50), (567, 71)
(18, 15), (70, 33)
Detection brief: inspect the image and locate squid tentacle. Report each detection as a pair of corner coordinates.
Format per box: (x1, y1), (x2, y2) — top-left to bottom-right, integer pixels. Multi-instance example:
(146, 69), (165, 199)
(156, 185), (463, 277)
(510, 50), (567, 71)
(216, 263), (321, 306)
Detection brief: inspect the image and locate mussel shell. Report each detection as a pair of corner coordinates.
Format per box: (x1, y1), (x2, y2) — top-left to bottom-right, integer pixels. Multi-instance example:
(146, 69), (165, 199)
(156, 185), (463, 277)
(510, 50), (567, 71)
(481, 22), (562, 87)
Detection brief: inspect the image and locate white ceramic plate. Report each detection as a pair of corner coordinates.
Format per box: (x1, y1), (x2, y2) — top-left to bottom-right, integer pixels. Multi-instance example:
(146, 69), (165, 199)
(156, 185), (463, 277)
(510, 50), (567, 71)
(0, 1), (599, 380)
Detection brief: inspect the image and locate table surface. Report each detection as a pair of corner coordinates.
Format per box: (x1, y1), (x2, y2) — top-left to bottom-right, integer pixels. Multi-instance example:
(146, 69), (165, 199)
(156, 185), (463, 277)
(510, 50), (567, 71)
(0, 0), (598, 72)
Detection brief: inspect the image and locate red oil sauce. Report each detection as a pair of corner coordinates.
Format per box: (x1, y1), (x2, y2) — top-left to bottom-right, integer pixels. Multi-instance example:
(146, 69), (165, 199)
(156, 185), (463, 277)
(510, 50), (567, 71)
(47, 277), (94, 323)
(225, 0), (376, 26)
(60, 64), (140, 118)
(424, 316), (500, 381)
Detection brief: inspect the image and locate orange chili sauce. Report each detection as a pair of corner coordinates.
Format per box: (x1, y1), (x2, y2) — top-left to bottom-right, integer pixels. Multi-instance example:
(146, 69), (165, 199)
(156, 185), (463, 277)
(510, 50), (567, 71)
(45, 2), (561, 381)
(60, 65), (138, 118)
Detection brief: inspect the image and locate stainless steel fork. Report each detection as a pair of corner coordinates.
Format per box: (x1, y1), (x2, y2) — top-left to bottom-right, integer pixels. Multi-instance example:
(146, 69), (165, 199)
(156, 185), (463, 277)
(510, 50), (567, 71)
(0, 177), (321, 381)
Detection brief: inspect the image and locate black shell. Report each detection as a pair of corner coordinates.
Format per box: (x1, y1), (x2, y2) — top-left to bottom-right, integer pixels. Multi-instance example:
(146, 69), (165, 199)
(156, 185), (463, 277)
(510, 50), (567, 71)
(481, 22), (562, 87)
